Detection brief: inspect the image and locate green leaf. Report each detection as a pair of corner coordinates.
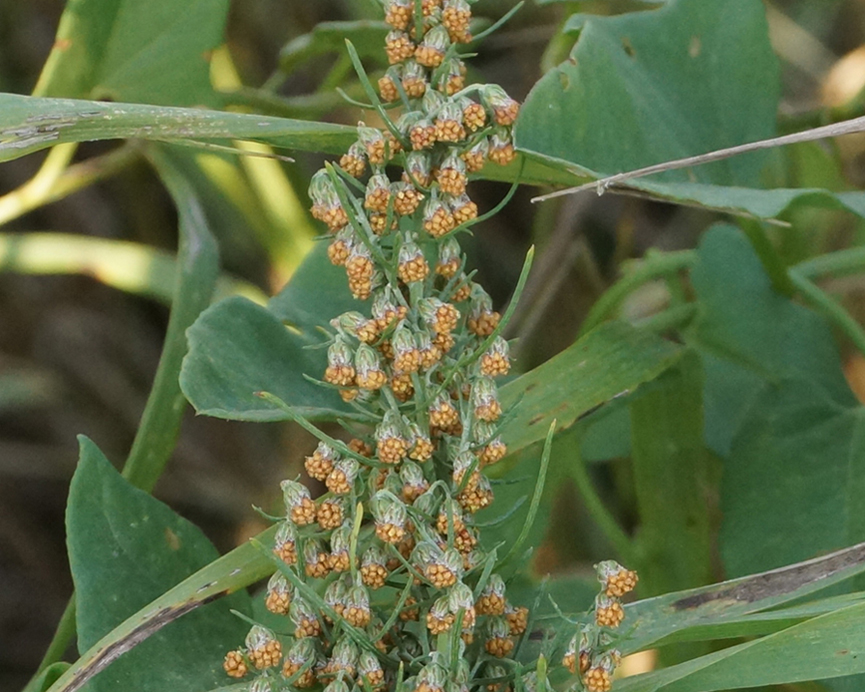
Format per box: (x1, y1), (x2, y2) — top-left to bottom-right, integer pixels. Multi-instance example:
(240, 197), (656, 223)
(687, 225), (856, 457)
(621, 541), (865, 655)
(22, 663), (70, 692)
(34, 0), (230, 105)
(66, 437), (251, 692)
(721, 379), (865, 578)
(0, 94), (356, 163)
(498, 320), (683, 457)
(120, 149), (220, 491)
(516, 0), (778, 186)
(268, 241), (362, 327)
(617, 598), (865, 691)
(629, 353), (713, 663)
(278, 20), (390, 74)
(180, 295), (354, 422)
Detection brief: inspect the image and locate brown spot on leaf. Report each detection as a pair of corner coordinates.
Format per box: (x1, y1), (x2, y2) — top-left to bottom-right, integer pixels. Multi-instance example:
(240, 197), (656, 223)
(165, 527), (181, 551)
(621, 37), (635, 57)
(54, 38), (72, 51)
(689, 36), (701, 58)
(673, 543), (865, 610)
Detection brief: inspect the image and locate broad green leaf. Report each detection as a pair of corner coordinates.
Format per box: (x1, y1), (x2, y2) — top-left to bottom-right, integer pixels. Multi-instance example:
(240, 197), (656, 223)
(268, 241), (361, 327)
(34, 0), (230, 106)
(687, 225), (856, 457)
(65, 437), (251, 692)
(516, 0), (778, 186)
(629, 353), (713, 663)
(179, 295), (354, 422)
(721, 379), (865, 577)
(479, 323), (682, 565)
(47, 529), (275, 692)
(616, 598), (865, 691)
(498, 320), (682, 457)
(621, 540), (865, 655)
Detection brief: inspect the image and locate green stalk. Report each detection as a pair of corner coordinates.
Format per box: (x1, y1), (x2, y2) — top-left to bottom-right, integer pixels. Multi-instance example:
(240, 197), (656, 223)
(579, 250), (697, 337)
(789, 270), (865, 358)
(120, 147), (220, 492)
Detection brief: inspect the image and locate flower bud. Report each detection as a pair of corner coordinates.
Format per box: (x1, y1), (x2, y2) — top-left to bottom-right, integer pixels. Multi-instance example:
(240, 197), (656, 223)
(437, 151), (468, 196)
(326, 457), (360, 495)
(399, 459), (430, 502)
(423, 197), (456, 238)
(371, 490), (408, 543)
(402, 59), (428, 98)
(355, 343), (387, 390)
(404, 151), (433, 187)
(596, 560), (639, 597)
(449, 581), (477, 629)
(480, 336), (511, 376)
(223, 650), (248, 678)
(482, 85), (521, 126)
(245, 625), (282, 669)
(273, 520), (298, 565)
(282, 480), (316, 526)
(385, 0), (412, 30)
(290, 595), (321, 639)
(385, 30), (416, 65)
(282, 637), (318, 686)
(379, 65), (402, 102)
(488, 128), (516, 166)
(358, 122), (388, 165)
(436, 57), (466, 95)
(325, 338), (356, 386)
(344, 582), (373, 627)
(265, 572), (292, 614)
(484, 616), (514, 658)
(376, 412), (410, 464)
(594, 592), (625, 628)
(415, 24), (450, 67)
(398, 238), (430, 284)
(476, 573), (507, 615)
(304, 538), (331, 579)
(359, 649), (385, 689)
(410, 117), (437, 150)
(442, 0), (472, 42)
(364, 173), (393, 213)
(327, 521), (352, 572)
(472, 376), (502, 422)
(435, 101), (467, 142)
(426, 595), (456, 634)
(339, 141), (367, 178)
(504, 602), (529, 635)
(361, 545), (389, 588)
(450, 193), (478, 225)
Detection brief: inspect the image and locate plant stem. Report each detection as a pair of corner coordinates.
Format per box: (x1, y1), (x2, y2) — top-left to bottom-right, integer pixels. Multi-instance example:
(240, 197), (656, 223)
(570, 452), (636, 565)
(34, 598), (76, 675)
(0, 144), (137, 227)
(789, 270), (865, 358)
(794, 246), (865, 280)
(579, 250), (697, 337)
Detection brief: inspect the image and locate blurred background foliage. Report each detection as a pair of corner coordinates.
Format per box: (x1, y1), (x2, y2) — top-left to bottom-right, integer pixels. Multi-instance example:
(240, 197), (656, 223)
(4, 0), (865, 690)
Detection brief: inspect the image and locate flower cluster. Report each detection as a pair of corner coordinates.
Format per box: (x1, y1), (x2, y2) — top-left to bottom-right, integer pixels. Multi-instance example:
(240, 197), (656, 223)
(561, 562), (638, 692)
(222, 1), (537, 691)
